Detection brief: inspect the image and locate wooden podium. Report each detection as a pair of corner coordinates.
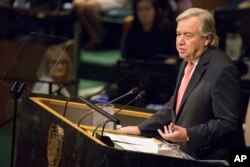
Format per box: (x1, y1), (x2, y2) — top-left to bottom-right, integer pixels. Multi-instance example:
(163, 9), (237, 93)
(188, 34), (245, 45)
(16, 94), (223, 167)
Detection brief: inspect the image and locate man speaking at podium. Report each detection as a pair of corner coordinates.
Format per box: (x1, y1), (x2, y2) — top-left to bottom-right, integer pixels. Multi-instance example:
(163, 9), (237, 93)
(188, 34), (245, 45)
(120, 8), (245, 161)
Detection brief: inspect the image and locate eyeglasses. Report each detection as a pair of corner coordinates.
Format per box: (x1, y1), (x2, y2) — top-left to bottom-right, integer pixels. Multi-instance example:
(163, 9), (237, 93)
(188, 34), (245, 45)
(48, 60), (68, 66)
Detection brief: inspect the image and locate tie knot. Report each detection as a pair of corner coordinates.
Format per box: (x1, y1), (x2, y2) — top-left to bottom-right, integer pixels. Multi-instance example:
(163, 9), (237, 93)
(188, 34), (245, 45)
(185, 62), (194, 74)
(187, 62), (193, 66)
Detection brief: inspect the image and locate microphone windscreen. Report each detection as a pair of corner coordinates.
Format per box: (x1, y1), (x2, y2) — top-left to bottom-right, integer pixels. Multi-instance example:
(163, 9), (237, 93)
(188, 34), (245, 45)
(130, 87), (139, 94)
(138, 91), (146, 98)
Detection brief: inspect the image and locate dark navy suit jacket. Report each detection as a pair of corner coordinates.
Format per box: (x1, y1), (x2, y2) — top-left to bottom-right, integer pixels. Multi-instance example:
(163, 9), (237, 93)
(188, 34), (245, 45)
(138, 47), (245, 160)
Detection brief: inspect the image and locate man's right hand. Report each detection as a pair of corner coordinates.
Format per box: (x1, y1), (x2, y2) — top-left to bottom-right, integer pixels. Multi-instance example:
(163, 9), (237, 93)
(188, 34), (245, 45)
(119, 126), (141, 135)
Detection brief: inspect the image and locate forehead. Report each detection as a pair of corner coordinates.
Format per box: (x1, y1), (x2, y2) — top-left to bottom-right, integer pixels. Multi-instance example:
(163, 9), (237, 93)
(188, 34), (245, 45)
(48, 52), (69, 61)
(177, 16), (201, 32)
(138, 0), (152, 8)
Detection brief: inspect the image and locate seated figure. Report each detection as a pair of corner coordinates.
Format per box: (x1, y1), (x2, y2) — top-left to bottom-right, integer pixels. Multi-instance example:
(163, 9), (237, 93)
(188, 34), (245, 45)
(32, 44), (73, 97)
(73, 0), (131, 49)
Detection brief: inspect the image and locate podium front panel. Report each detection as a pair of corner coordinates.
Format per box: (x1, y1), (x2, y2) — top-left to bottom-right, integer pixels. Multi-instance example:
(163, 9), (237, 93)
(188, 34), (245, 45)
(16, 95), (223, 167)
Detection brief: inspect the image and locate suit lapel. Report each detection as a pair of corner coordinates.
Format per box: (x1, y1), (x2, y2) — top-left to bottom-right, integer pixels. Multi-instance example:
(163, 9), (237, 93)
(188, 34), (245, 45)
(175, 49), (212, 117)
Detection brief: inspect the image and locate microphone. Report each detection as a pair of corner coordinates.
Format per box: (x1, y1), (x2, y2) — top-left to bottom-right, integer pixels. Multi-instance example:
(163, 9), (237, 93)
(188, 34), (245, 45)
(107, 87), (139, 104)
(115, 91), (146, 116)
(78, 96), (120, 124)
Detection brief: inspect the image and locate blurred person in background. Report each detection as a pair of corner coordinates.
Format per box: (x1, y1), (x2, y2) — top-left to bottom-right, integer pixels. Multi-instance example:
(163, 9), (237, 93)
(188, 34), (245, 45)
(121, 0), (177, 61)
(32, 44), (73, 97)
(118, 0), (178, 108)
(174, 0), (192, 15)
(73, 0), (131, 49)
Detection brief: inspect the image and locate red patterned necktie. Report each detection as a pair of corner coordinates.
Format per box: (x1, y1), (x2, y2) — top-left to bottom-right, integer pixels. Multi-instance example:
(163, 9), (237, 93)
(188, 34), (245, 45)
(175, 62), (194, 113)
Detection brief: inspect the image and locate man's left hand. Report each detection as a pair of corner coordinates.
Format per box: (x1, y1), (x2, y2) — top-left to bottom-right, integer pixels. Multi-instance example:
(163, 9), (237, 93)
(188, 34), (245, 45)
(158, 123), (189, 142)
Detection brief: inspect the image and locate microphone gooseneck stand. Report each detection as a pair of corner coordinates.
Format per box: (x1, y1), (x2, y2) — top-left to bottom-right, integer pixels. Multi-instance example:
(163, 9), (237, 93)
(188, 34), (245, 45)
(92, 119), (115, 147)
(63, 97), (71, 117)
(10, 82), (26, 167)
(107, 87), (139, 104)
(92, 91), (146, 147)
(115, 91), (146, 116)
(77, 110), (94, 127)
(78, 96), (120, 147)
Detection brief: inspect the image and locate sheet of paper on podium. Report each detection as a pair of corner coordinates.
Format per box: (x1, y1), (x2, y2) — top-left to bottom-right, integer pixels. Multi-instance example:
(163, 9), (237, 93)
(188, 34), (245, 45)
(105, 133), (230, 166)
(104, 133), (158, 154)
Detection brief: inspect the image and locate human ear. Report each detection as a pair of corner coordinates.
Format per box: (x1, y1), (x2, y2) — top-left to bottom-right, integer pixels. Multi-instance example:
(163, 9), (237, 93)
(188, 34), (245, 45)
(204, 35), (212, 46)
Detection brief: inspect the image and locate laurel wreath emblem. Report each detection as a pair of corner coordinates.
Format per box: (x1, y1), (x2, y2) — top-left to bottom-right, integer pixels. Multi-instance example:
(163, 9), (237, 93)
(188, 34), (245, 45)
(47, 123), (64, 167)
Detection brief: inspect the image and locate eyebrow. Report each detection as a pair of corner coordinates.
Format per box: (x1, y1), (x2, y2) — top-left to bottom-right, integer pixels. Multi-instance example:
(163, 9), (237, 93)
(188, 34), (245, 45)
(176, 31), (194, 35)
(184, 32), (194, 36)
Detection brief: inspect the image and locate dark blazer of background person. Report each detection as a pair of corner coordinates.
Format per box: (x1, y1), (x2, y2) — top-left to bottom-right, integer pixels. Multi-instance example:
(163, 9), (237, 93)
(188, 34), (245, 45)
(138, 47), (246, 160)
(121, 0), (177, 61)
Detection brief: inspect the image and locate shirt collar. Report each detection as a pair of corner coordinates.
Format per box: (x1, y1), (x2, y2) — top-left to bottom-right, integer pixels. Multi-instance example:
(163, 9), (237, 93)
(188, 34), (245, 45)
(190, 58), (199, 66)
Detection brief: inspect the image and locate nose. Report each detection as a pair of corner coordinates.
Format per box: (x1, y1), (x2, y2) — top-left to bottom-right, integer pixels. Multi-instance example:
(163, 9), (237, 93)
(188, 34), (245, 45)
(177, 35), (185, 45)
